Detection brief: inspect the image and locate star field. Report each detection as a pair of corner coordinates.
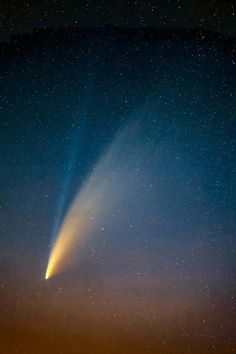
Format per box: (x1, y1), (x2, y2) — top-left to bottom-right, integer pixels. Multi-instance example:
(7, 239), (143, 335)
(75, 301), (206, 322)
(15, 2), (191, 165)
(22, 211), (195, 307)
(0, 12), (236, 354)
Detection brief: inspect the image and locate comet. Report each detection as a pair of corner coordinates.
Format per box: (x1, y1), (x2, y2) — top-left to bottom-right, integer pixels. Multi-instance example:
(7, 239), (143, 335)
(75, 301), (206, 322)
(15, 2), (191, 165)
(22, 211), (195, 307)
(45, 127), (135, 280)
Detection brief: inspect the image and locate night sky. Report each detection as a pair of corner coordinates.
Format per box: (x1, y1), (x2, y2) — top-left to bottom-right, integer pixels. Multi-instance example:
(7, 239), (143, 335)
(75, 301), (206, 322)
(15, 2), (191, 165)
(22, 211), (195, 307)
(1, 0), (236, 41)
(0, 2), (236, 354)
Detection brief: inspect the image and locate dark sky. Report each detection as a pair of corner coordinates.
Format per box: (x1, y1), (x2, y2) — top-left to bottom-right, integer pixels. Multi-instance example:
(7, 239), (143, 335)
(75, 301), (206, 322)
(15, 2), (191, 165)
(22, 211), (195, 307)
(0, 0), (236, 41)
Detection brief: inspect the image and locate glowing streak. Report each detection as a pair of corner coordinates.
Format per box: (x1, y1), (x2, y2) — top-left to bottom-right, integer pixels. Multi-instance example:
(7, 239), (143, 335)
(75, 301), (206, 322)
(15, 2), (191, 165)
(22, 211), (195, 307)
(45, 138), (120, 280)
(45, 124), (141, 280)
(45, 210), (89, 279)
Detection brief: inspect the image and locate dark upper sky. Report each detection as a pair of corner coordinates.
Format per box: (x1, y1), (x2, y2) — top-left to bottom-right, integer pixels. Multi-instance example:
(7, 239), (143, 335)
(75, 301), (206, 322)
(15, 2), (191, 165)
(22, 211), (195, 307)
(1, 0), (236, 41)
